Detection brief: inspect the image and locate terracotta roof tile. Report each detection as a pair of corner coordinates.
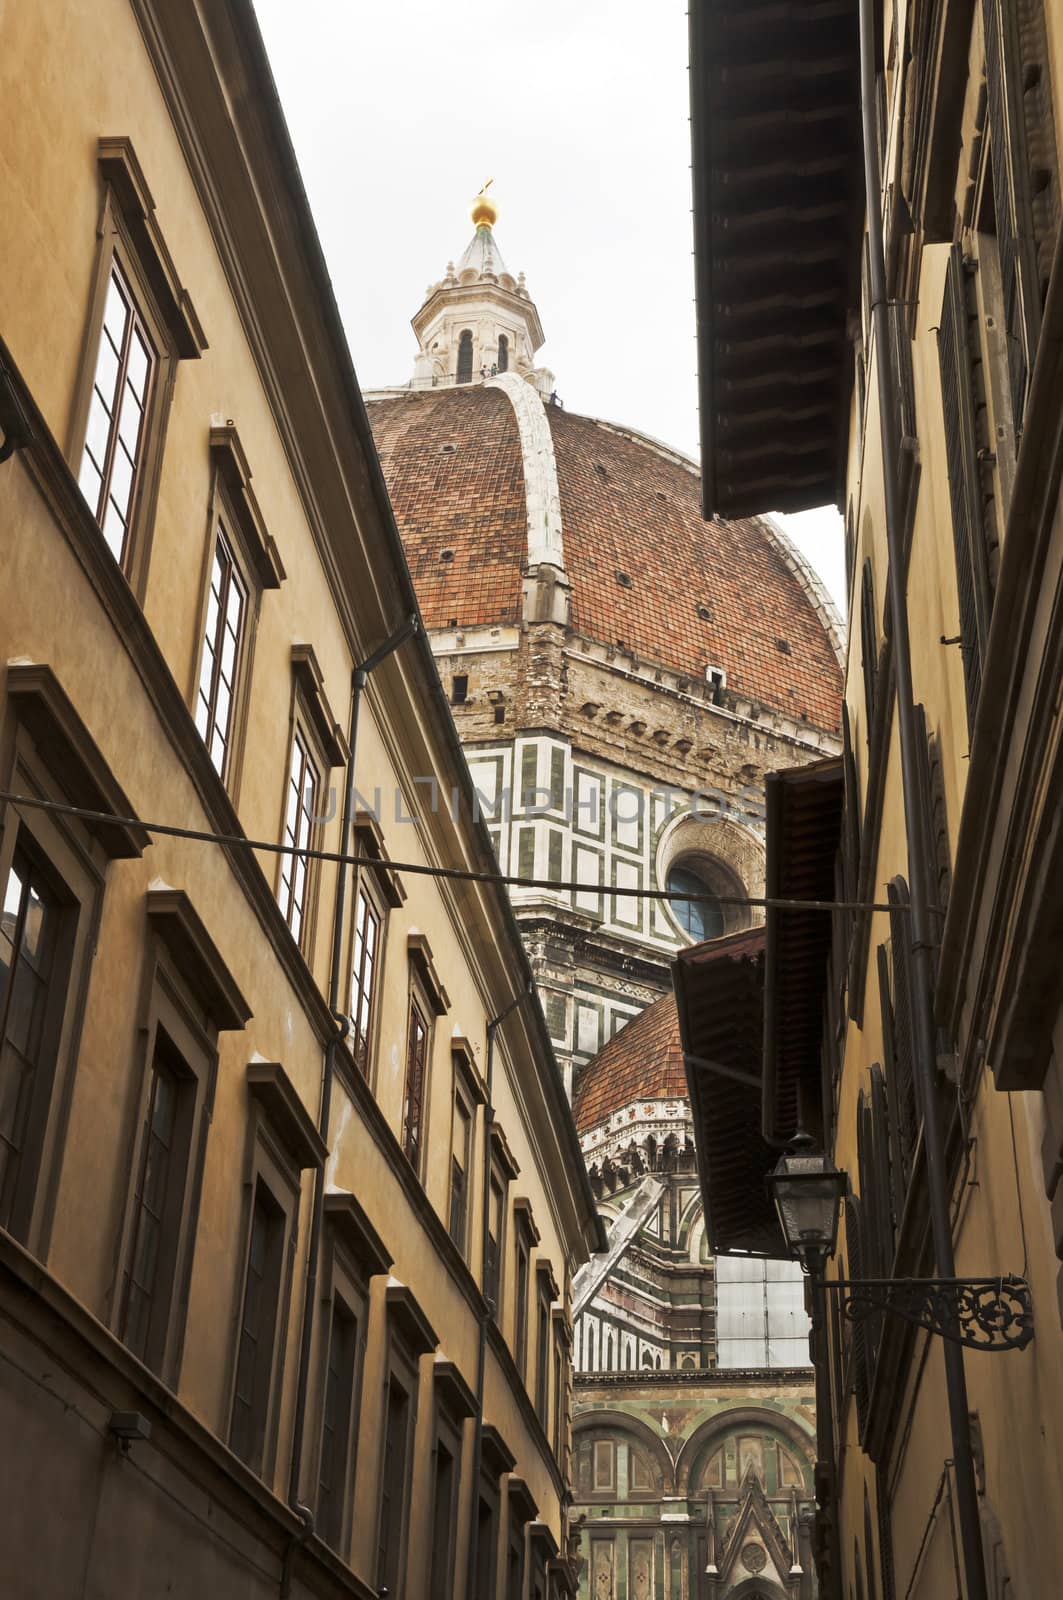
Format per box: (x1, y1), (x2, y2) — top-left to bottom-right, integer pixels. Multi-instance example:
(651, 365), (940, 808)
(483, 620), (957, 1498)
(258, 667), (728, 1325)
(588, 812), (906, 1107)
(548, 409), (842, 732)
(573, 991), (687, 1134)
(367, 388), (526, 629)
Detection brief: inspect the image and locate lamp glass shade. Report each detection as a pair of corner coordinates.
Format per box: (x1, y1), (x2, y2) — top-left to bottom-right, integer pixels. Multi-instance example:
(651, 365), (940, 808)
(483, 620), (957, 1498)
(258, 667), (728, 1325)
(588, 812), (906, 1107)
(767, 1151), (845, 1261)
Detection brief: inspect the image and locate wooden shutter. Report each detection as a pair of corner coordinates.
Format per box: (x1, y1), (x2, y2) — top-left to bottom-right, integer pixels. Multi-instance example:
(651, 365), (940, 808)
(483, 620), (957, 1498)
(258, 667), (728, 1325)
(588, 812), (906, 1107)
(937, 244), (993, 732)
(982, 0), (1045, 430)
(845, 1194), (870, 1442)
(878, 937), (918, 1199)
(860, 560), (878, 736)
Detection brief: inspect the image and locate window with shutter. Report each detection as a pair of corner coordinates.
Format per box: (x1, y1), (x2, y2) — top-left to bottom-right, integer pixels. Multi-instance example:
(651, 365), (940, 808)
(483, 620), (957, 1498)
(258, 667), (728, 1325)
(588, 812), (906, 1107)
(860, 561), (878, 736)
(845, 1195), (870, 1442)
(981, 0), (1058, 431)
(937, 245), (994, 732)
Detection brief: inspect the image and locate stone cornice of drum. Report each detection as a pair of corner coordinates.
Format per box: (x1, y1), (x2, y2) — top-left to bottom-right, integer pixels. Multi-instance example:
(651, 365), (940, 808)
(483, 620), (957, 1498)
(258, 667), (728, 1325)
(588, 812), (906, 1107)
(485, 372), (566, 573)
(562, 639), (840, 756)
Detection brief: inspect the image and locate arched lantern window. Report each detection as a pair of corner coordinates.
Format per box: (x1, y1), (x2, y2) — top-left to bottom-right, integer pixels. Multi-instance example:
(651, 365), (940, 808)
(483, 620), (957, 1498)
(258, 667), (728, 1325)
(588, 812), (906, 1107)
(456, 329), (473, 384)
(497, 332), (509, 372)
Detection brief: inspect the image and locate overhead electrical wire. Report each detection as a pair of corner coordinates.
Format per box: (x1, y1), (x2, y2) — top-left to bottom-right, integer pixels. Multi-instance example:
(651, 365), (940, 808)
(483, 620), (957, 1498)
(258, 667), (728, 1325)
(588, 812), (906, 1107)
(0, 789), (901, 914)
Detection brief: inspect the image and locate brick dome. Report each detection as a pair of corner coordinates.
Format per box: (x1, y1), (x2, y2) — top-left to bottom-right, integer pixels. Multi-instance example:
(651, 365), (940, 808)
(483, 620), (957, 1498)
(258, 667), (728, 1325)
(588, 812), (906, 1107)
(572, 992), (686, 1135)
(368, 386), (843, 733)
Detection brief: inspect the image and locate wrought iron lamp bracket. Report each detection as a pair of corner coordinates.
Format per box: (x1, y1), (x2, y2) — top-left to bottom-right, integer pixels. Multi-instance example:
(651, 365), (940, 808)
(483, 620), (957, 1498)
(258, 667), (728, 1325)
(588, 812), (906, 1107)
(823, 1275), (1033, 1351)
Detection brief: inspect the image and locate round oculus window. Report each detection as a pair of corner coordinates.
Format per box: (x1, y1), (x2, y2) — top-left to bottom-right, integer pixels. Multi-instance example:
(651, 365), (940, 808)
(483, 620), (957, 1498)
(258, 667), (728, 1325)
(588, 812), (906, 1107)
(666, 864), (724, 943)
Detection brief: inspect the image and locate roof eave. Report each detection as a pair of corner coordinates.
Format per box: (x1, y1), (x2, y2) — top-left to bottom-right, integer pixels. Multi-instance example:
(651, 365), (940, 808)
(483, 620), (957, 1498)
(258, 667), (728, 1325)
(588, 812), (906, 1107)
(689, 0), (864, 520)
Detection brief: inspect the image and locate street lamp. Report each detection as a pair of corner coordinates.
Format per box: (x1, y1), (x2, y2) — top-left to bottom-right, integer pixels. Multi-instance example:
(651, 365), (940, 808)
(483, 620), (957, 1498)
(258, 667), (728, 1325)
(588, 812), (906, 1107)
(765, 1142), (847, 1267)
(766, 1142), (1034, 1352)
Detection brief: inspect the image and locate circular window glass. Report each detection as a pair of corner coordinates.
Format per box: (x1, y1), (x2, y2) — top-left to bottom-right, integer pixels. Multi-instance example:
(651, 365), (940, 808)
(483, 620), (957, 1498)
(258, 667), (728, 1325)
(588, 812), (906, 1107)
(666, 865), (724, 943)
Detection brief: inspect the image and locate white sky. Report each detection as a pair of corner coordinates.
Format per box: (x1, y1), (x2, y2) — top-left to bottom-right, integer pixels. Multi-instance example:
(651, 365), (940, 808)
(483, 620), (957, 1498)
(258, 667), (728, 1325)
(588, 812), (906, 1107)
(253, 0), (847, 618)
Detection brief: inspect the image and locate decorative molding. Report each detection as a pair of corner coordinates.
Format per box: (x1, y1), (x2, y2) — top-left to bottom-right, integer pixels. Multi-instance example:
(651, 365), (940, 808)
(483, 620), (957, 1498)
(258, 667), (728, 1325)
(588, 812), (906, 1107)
(146, 887), (251, 1029)
(290, 644), (349, 768)
(486, 373), (566, 573)
(406, 931), (450, 1015)
(385, 1278), (438, 1357)
(97, 136), (207, 358)
(5, 663), (151, 859)
(209, 424), (285, 589)
(246, 1060), (326, 1169)
(322, 1190), (392, 1279)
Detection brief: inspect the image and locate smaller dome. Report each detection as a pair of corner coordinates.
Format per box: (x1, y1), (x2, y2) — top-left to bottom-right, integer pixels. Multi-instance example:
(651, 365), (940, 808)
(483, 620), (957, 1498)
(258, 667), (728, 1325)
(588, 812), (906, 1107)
(574, 993), (687, 1134)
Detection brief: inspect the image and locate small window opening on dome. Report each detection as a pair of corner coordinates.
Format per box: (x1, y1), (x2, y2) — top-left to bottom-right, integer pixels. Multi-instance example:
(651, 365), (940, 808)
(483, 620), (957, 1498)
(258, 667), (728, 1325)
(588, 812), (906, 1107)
(440, 548), (454, 562)
(776, 637), (792, 655)
(456, 329), (473, 385)
(451, 674), (468, 706)
(439, 443), (456, 455)
(594, 462), (609, 479)
(447, 617), (457, 628)
(497, 333), (509, 373)
(696, 603), (713, 622)
(615, 571), (632, 589)
(666, 864), (725, 944)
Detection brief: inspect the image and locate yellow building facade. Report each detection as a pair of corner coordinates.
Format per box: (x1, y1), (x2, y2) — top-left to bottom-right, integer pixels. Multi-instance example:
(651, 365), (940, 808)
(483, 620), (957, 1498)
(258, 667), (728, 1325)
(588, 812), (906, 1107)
(0, 2), (601, 1596)
(688, 1), (1063, 1597)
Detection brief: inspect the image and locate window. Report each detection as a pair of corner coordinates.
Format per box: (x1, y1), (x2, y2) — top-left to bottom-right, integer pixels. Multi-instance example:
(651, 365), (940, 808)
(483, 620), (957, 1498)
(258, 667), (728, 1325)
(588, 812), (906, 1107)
(114, 887), (247, 1378)
(535, 1267), (553, 1427)
(315, 1190), (390, 1554)
(860, 559), (878, 732)
(278, 728), (320, 948)
(451, 673), (468, 706)
(317, 1298), (358, 1550)
(456, 329), (474, 384)
(477, 1492), (499, 1600)
(511, 1201), (540, 1382)
(514, 1234), (530, 1379)
(666, 864), (724, 943)
(376, 1374), (411, 1594)
(77, 261), (156, 566)
(402, 997), (430, 1172)
(486, 1169), (504, 1310)
(430, 1437), (458, 1600)
(0, 850), (70, 1233)
(937, 245), (995, 732)
(557, 1324), (563, 1465)
(194, 526), (248, 779)
(278, 646), (348, 958)
(428, 1363), (473, 1600)
(497, 333), (509, 373)
(72, 140), (205, 594)
(449, 1073), (473, 1251)
(118, 1034), (190, 1363)
(230, 1179), (285, 1473)
(350, 885), (382, 1076)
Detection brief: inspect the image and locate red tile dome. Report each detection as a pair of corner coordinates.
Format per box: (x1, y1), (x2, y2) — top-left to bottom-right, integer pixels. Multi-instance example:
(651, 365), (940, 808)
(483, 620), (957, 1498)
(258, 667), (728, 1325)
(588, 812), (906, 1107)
(573, 992), (687, 1136)
(368, 387), (843, 732)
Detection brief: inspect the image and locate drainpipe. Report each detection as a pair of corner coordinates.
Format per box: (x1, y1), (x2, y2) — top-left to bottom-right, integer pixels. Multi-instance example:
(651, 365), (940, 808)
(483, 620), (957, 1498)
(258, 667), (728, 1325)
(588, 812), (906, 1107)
(465, 983), (533, 1600)
(284, 616), (418, 1575)
(855, 3), (988, 1598)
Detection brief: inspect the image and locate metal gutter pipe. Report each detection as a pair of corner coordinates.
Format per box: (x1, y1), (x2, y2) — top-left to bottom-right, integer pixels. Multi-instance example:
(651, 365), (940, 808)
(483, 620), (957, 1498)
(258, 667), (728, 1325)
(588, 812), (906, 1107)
(856, 0), (989, 1595)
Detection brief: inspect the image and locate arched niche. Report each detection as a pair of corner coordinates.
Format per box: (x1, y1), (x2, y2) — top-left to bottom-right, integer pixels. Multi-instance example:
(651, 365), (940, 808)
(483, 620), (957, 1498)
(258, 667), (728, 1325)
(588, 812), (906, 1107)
(674, 1406), (816, 1494)
(571, 1409), (675, 1495)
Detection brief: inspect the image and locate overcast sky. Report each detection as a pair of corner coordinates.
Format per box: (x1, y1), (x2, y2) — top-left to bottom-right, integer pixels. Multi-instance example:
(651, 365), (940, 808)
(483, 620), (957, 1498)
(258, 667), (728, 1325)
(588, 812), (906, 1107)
(253, 0), (847, 617)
